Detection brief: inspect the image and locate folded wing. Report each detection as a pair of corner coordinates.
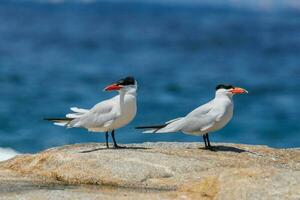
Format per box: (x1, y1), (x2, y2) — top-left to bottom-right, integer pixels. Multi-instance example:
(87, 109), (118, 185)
(45, 97), (118, 131)
(68, 98), (116, 129)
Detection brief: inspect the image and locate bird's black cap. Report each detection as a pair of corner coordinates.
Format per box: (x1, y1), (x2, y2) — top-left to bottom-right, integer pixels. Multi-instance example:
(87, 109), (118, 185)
(216, 84), (234, 90)
(116, 76), (135, 86)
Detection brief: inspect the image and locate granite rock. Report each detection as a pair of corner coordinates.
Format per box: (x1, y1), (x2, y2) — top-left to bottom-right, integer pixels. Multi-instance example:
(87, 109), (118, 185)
(0, 142), (299, 199)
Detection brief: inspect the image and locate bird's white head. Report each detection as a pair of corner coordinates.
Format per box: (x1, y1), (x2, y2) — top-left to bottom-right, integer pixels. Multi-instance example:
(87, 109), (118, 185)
(215, 84), (248, 98)
(104, 76), (137, 94)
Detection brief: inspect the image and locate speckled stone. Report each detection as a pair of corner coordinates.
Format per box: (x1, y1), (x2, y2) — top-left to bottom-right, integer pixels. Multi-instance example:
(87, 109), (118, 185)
(0, 142), (299, 200)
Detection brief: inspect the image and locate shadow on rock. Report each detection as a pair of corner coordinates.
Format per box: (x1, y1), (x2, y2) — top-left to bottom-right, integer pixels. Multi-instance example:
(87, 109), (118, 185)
(199, 145), (247, 153)
(79, 146), (150, 153)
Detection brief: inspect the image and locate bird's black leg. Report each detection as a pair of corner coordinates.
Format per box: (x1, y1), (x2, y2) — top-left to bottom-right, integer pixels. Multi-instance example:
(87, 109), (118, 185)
(206, 133), (212, 148)
(105, 131), (109, 148)
(111, 130), (125, 149)
(203, 134), (208, 148)
(204, 133), (215, 151)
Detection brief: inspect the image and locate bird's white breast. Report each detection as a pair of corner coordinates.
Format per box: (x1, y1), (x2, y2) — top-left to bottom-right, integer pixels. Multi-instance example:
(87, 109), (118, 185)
(209, 101), (233, 132)
(108, 94), (137, 131)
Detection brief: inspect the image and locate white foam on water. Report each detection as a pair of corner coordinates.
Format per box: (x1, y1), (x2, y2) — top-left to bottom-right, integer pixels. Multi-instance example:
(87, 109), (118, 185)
(0, 147), (20, 162)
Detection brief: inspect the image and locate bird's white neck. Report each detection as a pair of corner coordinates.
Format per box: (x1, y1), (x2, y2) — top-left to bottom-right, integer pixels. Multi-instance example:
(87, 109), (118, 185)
(215, 90), (233, 101)
(119, 87), (137, 97)
(118, 88), (137, 113)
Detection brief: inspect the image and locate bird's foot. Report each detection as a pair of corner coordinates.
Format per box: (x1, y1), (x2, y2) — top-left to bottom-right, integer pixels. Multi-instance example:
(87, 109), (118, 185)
(113, 145), (126, 149)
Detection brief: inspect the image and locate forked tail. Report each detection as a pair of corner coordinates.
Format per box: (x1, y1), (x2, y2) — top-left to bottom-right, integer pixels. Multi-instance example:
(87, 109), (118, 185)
(44, 107), (88, 127)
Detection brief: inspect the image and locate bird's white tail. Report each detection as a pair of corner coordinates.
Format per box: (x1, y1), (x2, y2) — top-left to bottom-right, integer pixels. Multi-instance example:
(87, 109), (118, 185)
(44, 107), (88, 128)
(66, 107), (88, 118)
(44, 118), (72, 127)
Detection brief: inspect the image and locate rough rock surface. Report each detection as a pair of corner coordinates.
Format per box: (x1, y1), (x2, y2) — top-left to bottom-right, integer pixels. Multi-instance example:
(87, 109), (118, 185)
(0, 142), (299, 199)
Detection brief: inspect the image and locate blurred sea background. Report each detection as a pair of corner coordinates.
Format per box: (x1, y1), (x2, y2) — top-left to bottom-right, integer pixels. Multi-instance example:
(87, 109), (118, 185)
(0, 0), (300, 154)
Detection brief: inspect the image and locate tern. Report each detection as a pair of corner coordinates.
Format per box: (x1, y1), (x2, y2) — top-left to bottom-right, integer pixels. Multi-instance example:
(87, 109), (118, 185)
(136, 84), (248, 150)
(45, 76), (137, 149)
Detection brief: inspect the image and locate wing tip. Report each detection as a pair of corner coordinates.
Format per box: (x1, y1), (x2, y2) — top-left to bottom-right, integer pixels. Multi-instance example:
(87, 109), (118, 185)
(135, 126), (148, 129)
(135, 125), (166, 129)
(135, 125), (168, 134)
(43, 118), (55, 121)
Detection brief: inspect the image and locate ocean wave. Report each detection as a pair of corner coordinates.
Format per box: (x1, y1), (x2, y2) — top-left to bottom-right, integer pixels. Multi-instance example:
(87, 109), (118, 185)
(9, 0), (300, 10)
(0, 147), (19, 162)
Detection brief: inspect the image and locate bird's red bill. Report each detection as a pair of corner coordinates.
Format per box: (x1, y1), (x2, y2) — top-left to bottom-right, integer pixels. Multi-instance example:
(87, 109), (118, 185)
(230, 87), (248, 94)
(104, 84), (122, 91)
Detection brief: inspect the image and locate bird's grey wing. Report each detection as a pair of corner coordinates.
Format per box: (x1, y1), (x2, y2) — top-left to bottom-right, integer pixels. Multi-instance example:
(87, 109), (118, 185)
(69, 98), (117, 128)
(186, 99), (214, 118)
(140, 100), (216, 134)
(182, 113), (218, 133)
(182, 100), (221, 133)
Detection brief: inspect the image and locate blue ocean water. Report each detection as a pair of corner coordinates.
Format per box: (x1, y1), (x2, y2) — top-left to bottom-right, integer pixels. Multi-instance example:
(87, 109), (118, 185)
(0, 0), (299, 153)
